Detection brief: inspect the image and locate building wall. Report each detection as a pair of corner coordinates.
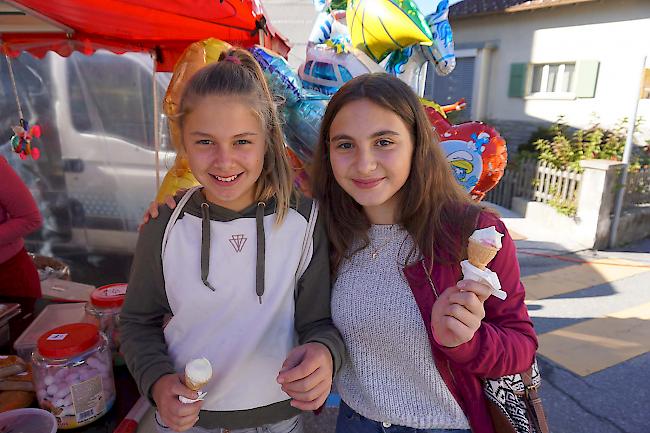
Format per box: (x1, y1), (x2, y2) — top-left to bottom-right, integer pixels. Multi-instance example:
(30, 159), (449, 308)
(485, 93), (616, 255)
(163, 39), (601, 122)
(450, 0), (650, 144)
(262, 0), (318, 69)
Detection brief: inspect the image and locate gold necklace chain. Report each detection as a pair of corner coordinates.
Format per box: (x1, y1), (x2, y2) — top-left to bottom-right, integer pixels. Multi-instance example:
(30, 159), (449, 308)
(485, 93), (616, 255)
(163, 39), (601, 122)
(369, 234), (397, 259)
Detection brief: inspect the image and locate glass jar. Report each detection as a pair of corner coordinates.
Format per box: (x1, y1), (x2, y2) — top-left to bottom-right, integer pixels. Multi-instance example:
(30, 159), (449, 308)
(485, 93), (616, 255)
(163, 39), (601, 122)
(32, 323), (116, 429)
(84, 283), (126, 363)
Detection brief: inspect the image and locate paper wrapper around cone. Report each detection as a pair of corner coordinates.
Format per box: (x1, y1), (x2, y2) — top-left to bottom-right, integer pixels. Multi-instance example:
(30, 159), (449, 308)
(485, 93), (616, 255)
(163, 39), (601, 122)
(467, 239), (498, 270)
(184, 373), (210, 391)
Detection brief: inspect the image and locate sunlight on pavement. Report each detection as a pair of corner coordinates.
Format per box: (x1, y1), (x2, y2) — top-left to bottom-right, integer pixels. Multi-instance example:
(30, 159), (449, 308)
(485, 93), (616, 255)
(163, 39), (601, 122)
(523, 258), (650, 300)
(538, 304), (650, 376)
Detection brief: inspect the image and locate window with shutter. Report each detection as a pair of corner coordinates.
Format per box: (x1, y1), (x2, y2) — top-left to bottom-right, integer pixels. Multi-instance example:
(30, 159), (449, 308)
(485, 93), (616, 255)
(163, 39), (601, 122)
(528, 62), (576, 96)
(508, 63), (526, 98)
(574, 60), (599, 98)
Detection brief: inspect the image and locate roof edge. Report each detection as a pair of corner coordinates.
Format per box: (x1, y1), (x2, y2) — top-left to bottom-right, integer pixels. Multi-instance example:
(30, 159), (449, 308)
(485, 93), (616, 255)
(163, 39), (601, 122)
(450, 0), (599, 21)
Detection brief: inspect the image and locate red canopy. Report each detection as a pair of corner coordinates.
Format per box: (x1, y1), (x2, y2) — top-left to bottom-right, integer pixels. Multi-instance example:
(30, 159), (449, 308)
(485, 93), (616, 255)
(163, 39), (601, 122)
(1, 0), (290, 71)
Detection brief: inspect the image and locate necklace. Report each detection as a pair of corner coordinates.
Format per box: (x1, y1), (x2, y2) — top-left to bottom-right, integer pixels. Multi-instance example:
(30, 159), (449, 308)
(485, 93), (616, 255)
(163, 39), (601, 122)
(369, 234), (397, 259)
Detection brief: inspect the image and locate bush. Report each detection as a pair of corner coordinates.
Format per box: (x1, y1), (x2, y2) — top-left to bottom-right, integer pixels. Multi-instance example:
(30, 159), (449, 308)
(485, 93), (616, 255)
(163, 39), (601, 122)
(520, 117), (649, 172)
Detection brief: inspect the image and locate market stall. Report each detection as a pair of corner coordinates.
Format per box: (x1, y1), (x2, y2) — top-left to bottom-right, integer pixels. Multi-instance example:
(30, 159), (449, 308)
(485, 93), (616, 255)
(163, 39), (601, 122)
(0, 2), (289, 431)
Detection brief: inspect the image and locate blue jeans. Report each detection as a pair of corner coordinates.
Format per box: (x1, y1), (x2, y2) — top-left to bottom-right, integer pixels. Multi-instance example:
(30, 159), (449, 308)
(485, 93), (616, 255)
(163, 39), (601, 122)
(335, 400), (471, 433)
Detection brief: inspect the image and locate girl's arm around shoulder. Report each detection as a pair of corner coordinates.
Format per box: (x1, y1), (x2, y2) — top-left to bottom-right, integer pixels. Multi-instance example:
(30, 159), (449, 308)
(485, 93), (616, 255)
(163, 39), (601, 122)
(120, 205), (177, 403)
(441, 212), (538, 378)
(293, 204), (345, 375)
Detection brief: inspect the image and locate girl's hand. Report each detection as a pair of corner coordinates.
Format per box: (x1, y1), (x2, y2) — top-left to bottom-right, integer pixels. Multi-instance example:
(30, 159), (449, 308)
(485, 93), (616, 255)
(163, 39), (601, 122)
(152, 373), (203, 432)
(139, 195), (177, 230)
(430, 280), (491, 348)
(276, 342), (333, 411)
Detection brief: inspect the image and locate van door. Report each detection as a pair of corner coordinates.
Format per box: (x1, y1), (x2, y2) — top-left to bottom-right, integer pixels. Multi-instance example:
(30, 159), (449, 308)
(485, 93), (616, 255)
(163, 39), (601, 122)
(51, 52), (173, 253)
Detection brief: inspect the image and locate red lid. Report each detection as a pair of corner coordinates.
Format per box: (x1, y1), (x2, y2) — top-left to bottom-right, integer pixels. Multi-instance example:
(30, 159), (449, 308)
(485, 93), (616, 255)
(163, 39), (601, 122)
(37, 323), (100, 358)
(90, 283), (127, 309)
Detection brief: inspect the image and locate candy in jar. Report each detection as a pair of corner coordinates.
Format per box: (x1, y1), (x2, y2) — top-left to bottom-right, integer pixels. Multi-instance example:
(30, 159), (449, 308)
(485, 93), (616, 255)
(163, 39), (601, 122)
(32, 323), (116, 429)
(84, 283), (127, 363)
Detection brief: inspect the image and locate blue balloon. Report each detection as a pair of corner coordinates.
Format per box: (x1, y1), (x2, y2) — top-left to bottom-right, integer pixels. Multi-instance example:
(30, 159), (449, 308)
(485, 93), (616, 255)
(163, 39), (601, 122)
(249, 46), (304, 106)
(283, 97), (329, 162)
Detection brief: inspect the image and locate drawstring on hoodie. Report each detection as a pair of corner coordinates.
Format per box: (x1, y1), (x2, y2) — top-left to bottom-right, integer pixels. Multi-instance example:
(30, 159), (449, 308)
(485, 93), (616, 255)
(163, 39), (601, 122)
(256, 202), (266, 304)
(199, 199), (266, 304)
(200, 202), (216, 291)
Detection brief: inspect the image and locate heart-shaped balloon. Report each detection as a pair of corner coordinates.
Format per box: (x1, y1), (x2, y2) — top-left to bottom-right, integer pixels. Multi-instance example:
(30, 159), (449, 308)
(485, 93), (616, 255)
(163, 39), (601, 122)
(425, 107), (507, 200)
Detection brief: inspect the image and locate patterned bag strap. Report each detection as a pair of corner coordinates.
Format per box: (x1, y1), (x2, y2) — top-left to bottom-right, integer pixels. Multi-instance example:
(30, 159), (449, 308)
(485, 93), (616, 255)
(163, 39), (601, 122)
(521, 365), (550, 433)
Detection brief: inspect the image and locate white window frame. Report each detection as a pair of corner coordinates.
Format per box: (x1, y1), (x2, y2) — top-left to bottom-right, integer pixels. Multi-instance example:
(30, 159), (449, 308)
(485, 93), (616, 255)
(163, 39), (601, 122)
(526, 62), (576, 100)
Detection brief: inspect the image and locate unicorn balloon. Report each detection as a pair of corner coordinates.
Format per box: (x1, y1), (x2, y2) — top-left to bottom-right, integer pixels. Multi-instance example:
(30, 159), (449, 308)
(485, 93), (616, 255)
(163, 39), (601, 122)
(302, 0), (456, 97)
(418, 0), (456, 76)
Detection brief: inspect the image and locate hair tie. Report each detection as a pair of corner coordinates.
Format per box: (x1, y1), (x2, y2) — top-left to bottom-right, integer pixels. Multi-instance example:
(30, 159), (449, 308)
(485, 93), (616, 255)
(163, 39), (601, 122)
(223, 55), (242, 65)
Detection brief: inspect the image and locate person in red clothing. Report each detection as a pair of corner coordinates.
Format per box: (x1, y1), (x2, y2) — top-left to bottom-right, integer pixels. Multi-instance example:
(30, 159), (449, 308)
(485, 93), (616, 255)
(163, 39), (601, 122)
(310, 73), (538, 433)
(0, 155), (43, 338)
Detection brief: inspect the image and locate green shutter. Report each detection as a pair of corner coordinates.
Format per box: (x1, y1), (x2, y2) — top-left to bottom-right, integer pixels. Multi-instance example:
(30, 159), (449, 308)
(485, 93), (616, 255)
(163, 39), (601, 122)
(508, 63), (527, 98)
(575, 60), (600, 98)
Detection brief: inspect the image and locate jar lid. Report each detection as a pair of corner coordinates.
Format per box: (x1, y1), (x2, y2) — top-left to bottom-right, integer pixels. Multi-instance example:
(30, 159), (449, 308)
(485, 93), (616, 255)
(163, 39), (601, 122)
(90, 283), (127, 308)
(37, 323), (100, 358)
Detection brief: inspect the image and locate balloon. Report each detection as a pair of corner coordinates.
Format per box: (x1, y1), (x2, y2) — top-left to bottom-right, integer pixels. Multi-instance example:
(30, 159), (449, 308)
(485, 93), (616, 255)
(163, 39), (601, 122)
(425, 107), (507, 200)
(283, 96), (329, 162)
(420, 0), (455, 76)
(347, 0), (433, 63)
(287, 148), (313, 197)
(298, 44), (382, 95)
(155, 158), (200, 203)
(10, 120), (41, 161)
(164, 38), (232, 152)
(250, 46), (304, 106)
(308, 12), (336, 45)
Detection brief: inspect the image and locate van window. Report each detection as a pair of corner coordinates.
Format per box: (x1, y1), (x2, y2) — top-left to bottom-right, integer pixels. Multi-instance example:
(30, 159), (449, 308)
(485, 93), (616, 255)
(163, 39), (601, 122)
(338, 65), (353, 82)
(67, 52), (158, 149)
(312, 62), (337, 82)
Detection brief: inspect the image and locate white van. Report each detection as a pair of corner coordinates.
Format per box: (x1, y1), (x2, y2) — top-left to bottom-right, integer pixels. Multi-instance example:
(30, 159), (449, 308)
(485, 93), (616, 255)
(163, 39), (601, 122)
(1, 51), (173, 254)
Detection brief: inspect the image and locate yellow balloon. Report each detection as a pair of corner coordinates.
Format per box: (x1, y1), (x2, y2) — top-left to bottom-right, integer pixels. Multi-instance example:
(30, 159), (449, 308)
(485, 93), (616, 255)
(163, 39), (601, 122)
(164, 38), (232, 152)
(155, 159), (200, 203)
(347, 0), (433, 63)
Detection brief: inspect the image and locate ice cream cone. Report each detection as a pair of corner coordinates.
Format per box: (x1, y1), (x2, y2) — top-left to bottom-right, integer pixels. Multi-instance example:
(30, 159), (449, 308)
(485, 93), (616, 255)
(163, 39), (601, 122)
(467, 238), (498, 270)
(184, 357), (212, 391)
(184, 374), (210, 391)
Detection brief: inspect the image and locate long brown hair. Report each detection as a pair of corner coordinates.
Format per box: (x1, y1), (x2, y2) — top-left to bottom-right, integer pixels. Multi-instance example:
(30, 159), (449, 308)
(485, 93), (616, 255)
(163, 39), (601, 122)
(311, 73), (484, 273)
(174, 48), (294, 222)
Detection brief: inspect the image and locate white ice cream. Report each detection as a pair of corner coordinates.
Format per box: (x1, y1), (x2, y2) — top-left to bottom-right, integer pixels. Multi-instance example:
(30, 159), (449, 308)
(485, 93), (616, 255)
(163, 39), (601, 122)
(185, 357), (212, 383)
(469, 226), (503, 249)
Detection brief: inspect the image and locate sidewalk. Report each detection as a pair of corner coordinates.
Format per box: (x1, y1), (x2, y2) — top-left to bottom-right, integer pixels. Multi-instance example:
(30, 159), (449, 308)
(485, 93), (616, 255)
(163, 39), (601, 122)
(487, 203), (650, 433)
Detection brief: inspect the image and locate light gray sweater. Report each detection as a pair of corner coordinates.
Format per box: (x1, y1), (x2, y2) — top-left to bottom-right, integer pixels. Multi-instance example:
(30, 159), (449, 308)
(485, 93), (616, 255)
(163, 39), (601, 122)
(332, 224), (470, 429)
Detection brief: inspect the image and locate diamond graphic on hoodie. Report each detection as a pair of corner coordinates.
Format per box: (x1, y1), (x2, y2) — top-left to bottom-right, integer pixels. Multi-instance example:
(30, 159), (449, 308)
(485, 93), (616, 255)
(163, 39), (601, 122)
(229, 234), (247, 252)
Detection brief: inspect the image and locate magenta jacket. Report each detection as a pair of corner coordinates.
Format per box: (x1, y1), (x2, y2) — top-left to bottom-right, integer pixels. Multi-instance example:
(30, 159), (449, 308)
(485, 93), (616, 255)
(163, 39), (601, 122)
(403, 212), (538, 433)
(0, 156), (42, 264)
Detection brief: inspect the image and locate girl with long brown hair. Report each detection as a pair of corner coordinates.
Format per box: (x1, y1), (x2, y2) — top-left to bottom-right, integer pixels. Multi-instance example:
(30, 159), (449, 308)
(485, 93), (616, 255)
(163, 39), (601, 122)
(311, 73), (537, 433)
